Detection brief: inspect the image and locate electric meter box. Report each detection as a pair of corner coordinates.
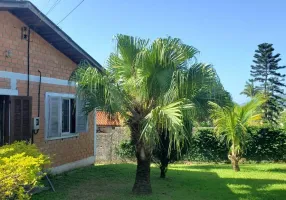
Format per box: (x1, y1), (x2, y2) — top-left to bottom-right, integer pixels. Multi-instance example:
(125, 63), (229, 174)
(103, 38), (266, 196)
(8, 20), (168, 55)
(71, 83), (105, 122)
(33, 117), (40, 130)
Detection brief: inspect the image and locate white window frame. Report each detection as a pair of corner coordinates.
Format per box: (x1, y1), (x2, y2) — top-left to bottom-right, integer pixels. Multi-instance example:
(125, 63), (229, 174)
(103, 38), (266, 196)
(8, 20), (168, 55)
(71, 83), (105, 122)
(45, 92), (79, 140)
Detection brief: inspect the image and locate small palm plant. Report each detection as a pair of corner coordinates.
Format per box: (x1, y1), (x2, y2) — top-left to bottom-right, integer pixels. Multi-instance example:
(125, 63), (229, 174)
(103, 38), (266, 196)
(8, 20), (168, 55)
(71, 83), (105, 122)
(209, 96), (264, 171)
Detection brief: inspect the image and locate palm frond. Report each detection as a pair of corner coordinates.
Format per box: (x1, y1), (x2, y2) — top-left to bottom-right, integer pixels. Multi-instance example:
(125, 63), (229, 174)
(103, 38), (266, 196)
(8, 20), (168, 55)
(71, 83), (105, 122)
(141, 100), (193, 153)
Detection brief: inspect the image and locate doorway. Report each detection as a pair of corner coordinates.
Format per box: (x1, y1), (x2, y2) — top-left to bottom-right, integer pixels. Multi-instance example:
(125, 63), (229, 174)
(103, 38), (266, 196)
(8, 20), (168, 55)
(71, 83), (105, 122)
(0, 95), (32, 146)
(0, 95), (9, 146)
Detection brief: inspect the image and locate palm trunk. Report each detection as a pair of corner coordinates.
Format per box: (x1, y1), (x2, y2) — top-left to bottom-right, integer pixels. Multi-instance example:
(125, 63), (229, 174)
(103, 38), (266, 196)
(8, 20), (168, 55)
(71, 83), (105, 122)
(132, 140), (152, 195)
(159, 133), (169, 179)
(232, 158), (240, 172)
(160, 162), (168, 178)
(228, 153), (240, 172)
(129, 121), (152, 195)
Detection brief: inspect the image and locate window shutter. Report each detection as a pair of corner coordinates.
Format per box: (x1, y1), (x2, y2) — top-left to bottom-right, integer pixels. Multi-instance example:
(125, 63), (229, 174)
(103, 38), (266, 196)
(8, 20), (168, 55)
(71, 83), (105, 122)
(48, 96), (61, 138)
(10, 96), (32, 143)
(76, 98), (87, 133)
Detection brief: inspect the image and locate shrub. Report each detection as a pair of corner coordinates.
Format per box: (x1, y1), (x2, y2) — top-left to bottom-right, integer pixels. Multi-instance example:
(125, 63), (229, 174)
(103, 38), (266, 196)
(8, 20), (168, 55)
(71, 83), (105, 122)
(0, 142), (50, 200)
(117, 127), (286, 163)
(115, 140), (136, 161)
(187, 128), (229, 162)
(187, 127), (286, 163)
(244, 127), (286, 162)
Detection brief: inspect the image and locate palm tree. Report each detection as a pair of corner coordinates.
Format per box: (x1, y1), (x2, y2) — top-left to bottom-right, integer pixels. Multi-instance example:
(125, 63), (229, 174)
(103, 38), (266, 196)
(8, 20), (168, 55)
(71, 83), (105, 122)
(209, 97), (264, 171)
(241, 80), (259, 98)
(71, 35), (226, 194)
(155, 65), (231, 178)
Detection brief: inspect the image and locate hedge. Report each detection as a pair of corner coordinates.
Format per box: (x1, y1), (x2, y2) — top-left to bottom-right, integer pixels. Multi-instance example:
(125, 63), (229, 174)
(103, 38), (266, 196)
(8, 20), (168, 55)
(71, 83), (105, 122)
(244, 127), (286, 162)
(117, 127), (286, 163)
(186, 127), (286, 162)
(186, 128), (228, 162)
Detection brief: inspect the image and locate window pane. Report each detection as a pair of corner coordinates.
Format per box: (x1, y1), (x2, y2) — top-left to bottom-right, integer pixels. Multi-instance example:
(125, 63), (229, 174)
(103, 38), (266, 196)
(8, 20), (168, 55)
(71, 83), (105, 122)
(70, 99), (76, 133)
(62, 99), (70, 132)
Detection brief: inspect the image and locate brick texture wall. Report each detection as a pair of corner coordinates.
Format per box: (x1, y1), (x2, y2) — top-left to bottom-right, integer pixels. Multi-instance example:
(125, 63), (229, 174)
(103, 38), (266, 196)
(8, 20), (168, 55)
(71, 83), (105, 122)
(0, 11), (76, 78)
(0, 11), (95, 167)
(0, 77), (10, 88)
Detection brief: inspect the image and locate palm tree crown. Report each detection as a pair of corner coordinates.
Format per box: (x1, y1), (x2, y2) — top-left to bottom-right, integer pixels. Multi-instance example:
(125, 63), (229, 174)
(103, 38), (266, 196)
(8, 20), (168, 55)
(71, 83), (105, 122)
(241, 80), (259, 98)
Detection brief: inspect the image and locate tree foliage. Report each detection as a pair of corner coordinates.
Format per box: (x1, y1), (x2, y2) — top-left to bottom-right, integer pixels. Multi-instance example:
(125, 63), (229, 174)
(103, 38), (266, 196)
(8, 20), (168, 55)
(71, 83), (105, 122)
(241, 80), (259, 98)
(250, 43), (286, 124)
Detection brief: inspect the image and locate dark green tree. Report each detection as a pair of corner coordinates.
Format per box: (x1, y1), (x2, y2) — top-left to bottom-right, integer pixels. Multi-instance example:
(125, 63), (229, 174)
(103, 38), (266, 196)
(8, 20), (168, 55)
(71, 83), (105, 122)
(250, 43), (286, 124)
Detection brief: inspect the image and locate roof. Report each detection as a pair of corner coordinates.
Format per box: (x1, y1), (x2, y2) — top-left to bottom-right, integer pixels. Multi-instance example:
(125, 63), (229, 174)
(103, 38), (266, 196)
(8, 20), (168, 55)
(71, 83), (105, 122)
(0, 0), (103, 70)
(96, 111), (121, 127)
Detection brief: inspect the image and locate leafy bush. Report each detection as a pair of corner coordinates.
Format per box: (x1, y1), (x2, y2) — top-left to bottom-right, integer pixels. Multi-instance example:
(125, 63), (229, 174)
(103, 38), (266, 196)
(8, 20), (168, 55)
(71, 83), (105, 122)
(115, 140), (136, 161)
(187, 128), (229, 162)
(0, 142), (50, 200)
(117, 127), (286, 163)
(187, 127), (286, 162)
(245, 127), (286, 162)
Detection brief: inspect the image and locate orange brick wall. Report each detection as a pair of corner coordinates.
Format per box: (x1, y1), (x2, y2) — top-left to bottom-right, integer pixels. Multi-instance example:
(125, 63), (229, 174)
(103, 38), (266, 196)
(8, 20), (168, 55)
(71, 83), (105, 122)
(0, 11), (76, 78)
(0, 11), (95, 167)
(0, 77), (10, 88)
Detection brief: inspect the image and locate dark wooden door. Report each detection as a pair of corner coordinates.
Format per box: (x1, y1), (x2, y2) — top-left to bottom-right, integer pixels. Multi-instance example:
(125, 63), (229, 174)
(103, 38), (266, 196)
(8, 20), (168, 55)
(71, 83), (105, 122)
(10, 96), (32, 143)
(0, 97), (4, 146)
(0, 96), (10, 145)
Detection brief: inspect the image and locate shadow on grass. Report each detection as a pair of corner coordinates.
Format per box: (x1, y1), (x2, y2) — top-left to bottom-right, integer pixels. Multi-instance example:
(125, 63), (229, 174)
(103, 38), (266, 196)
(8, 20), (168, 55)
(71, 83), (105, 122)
(266, 168), (286, 173)
(170, 164), (231, 171)
(33, 164), (286, 200)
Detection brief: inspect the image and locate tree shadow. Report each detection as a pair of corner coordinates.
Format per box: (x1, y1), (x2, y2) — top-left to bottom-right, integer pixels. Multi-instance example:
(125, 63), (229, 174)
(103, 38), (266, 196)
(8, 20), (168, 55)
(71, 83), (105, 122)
(170, 164), (231, 171)
(168, 165), (286, 200)
(221, 177), (286, 200)
(33, 164), (286, 200)
(266, 168), (286, 173)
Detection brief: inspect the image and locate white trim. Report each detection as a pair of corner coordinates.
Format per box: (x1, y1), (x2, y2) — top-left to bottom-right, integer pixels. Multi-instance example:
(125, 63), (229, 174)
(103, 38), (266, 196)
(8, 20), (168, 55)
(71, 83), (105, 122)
(50, 156), (95, 174)
(46, 133), (79, 141)
(46, 92), (75, 98)
(0, 71), (75, 87)
(10, 79), (17, 90)
(0, 89), (18, 95)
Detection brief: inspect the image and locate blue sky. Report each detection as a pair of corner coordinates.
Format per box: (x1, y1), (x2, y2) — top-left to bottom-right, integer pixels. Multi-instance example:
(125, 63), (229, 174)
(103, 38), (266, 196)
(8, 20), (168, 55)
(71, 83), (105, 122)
(30, 0), (286, 104)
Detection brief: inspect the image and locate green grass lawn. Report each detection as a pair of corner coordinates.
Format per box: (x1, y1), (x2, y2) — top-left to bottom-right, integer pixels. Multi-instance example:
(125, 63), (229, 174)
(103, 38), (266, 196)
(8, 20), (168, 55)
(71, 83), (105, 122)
(33, 163), (286, 200)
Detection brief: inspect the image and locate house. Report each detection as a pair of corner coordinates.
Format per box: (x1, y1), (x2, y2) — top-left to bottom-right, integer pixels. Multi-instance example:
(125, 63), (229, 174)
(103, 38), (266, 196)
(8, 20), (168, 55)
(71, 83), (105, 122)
(96, 111), (121, 133)
(95, 111), (128, 162)
(0, 0), (102, 174)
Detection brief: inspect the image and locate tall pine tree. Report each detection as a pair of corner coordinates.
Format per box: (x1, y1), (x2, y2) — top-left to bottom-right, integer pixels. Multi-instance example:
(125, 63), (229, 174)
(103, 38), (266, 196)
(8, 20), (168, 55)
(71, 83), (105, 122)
(250, 43), (286, 124)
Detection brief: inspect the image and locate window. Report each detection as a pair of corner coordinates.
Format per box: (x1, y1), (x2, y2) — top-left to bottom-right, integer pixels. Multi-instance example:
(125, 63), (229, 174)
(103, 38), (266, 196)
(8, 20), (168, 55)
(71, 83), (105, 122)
(61, 99), (76, 134)
(62, 99), (70, 133)
(45, 93), (88, 140)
